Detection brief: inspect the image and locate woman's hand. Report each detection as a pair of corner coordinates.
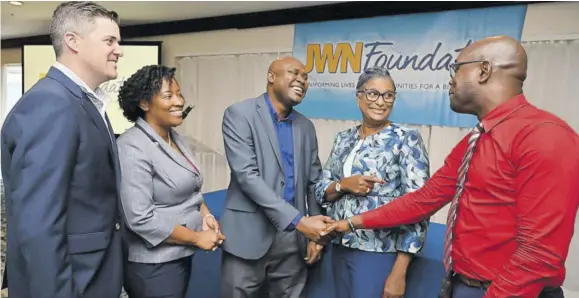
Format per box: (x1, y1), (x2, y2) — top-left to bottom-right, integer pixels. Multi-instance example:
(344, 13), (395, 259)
(340, 174), (385, 196)
(383, 252), (411, 298)
(202, 214), (223, 246)
(203, 214), (220, 233)
(383, 271), (406, 298)
(193, 230), (226, 251)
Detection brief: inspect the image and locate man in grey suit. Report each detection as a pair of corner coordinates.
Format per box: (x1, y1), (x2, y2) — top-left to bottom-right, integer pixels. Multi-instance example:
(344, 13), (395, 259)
(220, 57), (334, 298)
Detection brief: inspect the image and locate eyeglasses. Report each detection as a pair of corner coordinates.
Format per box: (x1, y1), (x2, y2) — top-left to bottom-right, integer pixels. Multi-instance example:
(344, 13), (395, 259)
(448, 60), (491, 78)
(357, 89), (396, 103)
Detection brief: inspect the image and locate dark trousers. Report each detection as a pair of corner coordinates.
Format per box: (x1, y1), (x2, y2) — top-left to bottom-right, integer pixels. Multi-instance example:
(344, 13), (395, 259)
(451, 276), (564, 298)
(124, 256), (192, 298)
(332, 244), (400, 298)
(450, 282), (486, 298)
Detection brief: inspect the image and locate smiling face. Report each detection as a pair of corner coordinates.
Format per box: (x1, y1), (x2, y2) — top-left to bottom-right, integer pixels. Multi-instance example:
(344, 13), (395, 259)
(268, 57), (309, 107)
(357, 77), (396, 126)
(64, 16), (123, 88)
(143, 78), (185, 128)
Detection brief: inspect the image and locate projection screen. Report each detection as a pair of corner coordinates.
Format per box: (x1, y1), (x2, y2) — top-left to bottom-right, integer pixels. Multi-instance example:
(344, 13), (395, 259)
(22, 42), (161, 135)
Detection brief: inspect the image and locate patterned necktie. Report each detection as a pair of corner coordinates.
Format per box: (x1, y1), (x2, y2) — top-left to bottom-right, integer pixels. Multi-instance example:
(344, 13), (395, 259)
(79, 86), (115, 144)
(81, 87), (104, 113)
(442, 123), (484, 272)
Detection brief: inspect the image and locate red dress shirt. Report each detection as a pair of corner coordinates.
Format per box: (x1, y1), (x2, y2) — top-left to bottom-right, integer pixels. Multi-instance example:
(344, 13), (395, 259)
(360, 94), (579, 297)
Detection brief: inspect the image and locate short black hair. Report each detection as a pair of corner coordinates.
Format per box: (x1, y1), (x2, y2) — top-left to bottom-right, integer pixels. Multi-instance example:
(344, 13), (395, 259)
(118, 65), (177, 122)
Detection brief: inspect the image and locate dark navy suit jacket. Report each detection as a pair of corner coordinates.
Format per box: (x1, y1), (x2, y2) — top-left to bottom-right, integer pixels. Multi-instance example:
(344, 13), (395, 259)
(1, 67), (123, 298)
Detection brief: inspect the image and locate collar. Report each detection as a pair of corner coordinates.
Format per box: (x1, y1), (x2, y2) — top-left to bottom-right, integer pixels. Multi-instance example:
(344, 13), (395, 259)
(264, 93), (294, 121)
(480, 94), (528, 132)
(53, 62), (108, 106)
(135, 117), (179, 142)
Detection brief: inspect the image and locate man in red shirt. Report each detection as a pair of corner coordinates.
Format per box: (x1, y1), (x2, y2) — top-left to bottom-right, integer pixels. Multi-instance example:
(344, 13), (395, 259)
(322, 36), (579, 298)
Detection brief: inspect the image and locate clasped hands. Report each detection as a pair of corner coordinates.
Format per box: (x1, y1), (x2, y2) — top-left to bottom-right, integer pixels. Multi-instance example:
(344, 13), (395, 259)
(296, 215), (353, 243)
(195, 214), (226, 252)
(297, 215), (355, 265)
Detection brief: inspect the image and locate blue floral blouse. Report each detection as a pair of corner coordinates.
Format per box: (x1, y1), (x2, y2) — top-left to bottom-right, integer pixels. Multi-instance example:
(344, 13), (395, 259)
(315, 123), (430, 254)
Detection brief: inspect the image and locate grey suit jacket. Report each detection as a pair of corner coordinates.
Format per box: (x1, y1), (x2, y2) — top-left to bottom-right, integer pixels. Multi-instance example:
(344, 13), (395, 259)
(220, 94), (322, 260)
(117, 118), (205, 263)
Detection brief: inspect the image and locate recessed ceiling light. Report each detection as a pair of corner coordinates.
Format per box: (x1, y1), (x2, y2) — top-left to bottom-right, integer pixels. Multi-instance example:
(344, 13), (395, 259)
(9, 1), (23, 6)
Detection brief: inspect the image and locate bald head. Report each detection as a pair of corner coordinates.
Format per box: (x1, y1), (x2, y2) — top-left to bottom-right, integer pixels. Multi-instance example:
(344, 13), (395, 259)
(449, 36), (528, 117)
(266, 56), (309, 108)
(460, 35), (528, 83)
(268, 56), (305, 75)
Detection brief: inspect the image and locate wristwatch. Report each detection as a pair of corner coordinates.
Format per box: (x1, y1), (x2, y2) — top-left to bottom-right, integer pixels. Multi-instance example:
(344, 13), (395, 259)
(335, 180), (343, 193)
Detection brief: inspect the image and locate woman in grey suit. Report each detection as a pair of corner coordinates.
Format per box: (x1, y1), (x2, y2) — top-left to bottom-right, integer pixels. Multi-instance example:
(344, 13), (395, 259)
(117, 65), (225, 298)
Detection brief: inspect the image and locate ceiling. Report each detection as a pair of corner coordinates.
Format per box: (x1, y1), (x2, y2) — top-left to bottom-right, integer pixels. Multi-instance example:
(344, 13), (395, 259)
(1, 1), (341, 39)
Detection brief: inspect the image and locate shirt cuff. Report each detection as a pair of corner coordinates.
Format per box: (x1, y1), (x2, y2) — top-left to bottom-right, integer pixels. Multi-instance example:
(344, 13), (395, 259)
(285, 213), (304, 231)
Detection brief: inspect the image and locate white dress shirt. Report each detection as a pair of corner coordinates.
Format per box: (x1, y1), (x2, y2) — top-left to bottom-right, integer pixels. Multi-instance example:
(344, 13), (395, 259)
(53, 62), (109, 128)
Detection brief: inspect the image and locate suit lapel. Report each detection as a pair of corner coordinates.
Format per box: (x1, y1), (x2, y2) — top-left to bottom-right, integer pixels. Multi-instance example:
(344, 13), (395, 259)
(47, 67), (121, 194)
(292, 117), (306, 213)
(292, 118), (302, 189)
(105, 114), (121, 189)
(47, 67), (108, 135)
(256, 96), (283, 170)
(47, 66), (114, 163)
(81, 95), (109, 134)
(135, 118), (197, 174)
(172, 132), (200, 175)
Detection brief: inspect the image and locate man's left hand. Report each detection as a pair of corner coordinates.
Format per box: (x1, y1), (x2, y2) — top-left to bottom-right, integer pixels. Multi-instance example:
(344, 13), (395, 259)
(383, 271), (406, 298)
(304, 241), (324, 265)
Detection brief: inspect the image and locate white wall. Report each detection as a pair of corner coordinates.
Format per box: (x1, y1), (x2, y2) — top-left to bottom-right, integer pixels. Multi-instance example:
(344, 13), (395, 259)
(522, 2), (579, 41)
(130, 25), (295, 68)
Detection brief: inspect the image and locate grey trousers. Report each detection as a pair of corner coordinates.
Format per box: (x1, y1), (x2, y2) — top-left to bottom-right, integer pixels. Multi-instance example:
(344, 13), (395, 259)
(220, 230), (307, 298)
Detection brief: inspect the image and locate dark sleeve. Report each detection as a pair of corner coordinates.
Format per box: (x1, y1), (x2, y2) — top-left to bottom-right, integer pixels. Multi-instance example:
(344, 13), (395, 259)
(3, 91), (80, 298)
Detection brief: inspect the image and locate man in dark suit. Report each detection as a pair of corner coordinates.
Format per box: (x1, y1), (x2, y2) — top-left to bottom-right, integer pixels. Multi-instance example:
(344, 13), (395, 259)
(219, 57), (334, 298)
(0, 2), (124, 298)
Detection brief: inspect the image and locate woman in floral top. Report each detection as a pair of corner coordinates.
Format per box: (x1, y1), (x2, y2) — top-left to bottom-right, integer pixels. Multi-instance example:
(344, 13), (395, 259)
(315, 66), (430, 298)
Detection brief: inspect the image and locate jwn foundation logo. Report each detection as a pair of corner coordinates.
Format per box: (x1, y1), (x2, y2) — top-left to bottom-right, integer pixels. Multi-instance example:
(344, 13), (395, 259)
(304, 40), (472, 74)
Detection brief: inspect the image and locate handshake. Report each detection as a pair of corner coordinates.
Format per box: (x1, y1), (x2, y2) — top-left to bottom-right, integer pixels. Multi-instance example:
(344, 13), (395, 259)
(296, 215), (354, 245)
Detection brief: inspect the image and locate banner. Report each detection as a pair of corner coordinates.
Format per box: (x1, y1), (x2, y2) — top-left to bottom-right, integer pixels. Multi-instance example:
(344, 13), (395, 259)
(292, 5), (527, 127)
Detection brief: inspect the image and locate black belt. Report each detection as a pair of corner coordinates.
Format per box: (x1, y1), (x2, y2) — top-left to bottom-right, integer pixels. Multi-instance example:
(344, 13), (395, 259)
(454, 274), (564, 298)
(455, 274), (491, 290)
